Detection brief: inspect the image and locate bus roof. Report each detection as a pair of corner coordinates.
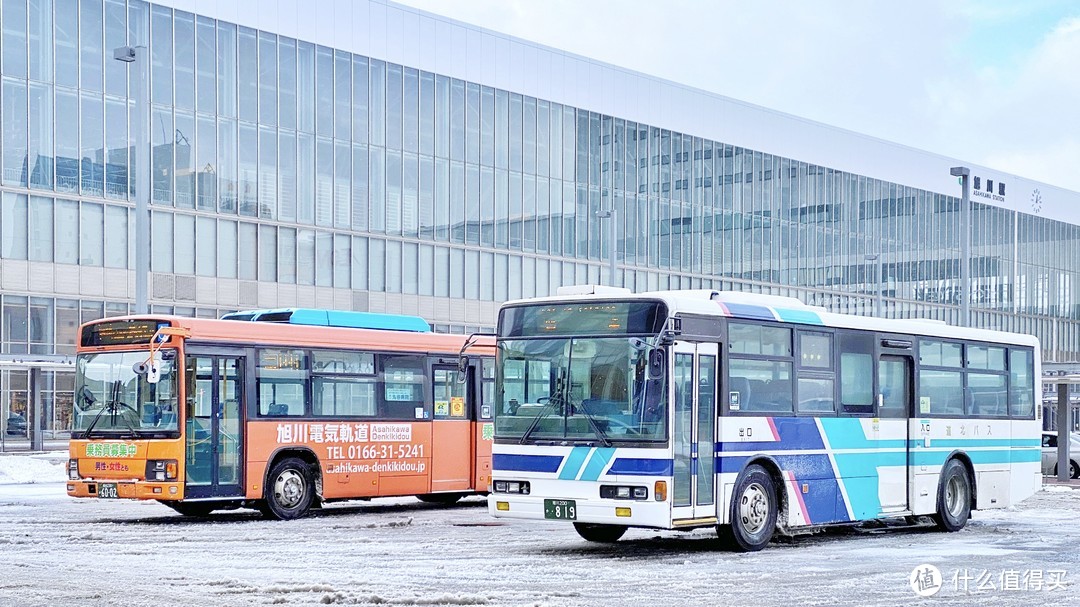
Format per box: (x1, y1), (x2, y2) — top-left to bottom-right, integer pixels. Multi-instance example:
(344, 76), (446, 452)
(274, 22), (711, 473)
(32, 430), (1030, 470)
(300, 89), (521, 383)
(502, 289), (1040, 349)
(78, 315), (494, 356)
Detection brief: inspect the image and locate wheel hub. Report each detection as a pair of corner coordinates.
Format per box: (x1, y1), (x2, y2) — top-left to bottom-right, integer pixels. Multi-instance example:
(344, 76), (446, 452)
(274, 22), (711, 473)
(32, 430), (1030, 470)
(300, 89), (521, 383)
(274, 470), (305, 508)
(739, 482), (769, 533)
(946, 475), (965, 517)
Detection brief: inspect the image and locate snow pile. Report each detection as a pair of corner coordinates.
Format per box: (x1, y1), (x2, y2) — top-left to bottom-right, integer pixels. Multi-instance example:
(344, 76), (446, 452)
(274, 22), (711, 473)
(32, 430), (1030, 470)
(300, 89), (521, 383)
(1043, 484), (1077, 492)
(0, 452), (67, 485)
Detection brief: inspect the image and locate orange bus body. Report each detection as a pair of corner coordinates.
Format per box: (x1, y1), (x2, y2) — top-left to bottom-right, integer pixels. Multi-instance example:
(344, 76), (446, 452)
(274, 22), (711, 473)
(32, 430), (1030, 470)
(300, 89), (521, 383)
(67, 314), (494, 518)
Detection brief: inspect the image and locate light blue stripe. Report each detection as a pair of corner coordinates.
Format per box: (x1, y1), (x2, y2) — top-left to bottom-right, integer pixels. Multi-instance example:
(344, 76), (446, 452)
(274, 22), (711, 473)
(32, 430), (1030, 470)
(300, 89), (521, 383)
(579, 448), (616, 481)
(558, 446), (591, 480)
(773, 308), (823, 326)
(819, 418), (908, 450)
(914, 438), (1042, 449)
(912, 447), (1041, 467)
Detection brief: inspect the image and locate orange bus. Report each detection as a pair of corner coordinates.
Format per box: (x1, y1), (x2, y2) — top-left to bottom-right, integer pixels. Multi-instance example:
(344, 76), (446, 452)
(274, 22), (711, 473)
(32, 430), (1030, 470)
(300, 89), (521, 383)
(67, 309), (495, 519)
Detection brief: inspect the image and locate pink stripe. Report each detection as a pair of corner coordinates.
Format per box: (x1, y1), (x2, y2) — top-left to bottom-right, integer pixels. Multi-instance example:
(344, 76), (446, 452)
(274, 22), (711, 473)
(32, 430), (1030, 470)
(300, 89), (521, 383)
(714, 302), (731, 316)
(766, 417), (780, 441)
(787, 470), (812, 525)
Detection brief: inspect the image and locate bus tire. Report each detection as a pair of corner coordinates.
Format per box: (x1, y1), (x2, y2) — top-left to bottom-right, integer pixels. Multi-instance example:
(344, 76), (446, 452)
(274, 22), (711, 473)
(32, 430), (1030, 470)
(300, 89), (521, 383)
(160, 500), (217, 517)
(573, 523), (627, 543)
(261, 457), (315, 520)
(416, 493), (464, 505)
(718, 464), (777, 552)
(932, 458), (972, 532)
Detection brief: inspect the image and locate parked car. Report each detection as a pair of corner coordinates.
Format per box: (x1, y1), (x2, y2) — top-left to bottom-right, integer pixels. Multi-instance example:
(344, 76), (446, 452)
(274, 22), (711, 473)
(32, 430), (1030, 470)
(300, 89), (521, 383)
(1041, 431), (1080, 479)
(5, 414), (27, 437)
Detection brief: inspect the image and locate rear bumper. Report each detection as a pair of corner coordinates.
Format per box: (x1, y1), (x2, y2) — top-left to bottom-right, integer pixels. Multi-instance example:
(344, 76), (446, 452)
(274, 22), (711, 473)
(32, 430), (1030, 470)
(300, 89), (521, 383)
(67, 479), (184, 500)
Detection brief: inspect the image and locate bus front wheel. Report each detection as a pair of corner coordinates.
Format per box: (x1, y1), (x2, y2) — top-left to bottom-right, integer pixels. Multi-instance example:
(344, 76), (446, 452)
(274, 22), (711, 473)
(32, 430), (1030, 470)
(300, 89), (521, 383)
(718, 464), (778, 552)
(932, 458), (972, 532)
(573, 523), (627, 543)
(260, 457), (315, 520)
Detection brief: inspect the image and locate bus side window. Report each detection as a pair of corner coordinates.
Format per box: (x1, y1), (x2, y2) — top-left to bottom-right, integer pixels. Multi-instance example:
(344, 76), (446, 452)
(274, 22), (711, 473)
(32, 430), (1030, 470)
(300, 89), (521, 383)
(256, 349), (309, 417)
(382, 355), (427, 420)
(838, 332), (874, 415)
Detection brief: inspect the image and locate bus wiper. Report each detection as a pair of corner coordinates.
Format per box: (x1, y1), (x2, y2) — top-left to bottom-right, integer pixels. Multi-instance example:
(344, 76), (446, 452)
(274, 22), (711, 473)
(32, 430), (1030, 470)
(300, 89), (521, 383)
(519, 383), (565, 445)
(573, 398), (612, 448)
(82, 384), (111, 440)
(85, 381), (139, 439)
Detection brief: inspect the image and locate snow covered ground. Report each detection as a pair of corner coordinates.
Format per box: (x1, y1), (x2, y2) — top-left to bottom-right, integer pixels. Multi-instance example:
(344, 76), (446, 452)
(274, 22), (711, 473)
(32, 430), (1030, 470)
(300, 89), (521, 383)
(0, 454), (1076, 606)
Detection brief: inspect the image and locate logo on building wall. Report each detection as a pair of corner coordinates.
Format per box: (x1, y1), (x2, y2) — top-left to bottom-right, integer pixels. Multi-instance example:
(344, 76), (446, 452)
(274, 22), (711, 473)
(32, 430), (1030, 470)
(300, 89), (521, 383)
(972, 175), (1006, 203)
(1031, 188), (1043, 214)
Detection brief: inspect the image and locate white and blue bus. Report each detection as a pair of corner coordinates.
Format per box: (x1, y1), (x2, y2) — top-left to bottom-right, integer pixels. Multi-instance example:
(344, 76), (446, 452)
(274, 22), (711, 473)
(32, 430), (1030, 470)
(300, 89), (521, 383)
(487, 287), (1042, 551)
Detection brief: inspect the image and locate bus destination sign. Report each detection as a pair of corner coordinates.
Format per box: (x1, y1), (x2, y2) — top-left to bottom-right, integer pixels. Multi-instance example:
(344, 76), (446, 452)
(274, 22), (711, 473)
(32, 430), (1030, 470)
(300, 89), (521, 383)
(81, 320), (170, 347)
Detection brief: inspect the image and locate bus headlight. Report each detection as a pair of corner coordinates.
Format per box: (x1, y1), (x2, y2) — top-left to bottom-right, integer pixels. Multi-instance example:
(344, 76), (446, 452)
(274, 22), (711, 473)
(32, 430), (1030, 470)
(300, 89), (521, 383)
(145, 459), (179, 481)
(492, 480), (531, 495)
(68, 459), (80, 480)
(600, 485), (649, 501)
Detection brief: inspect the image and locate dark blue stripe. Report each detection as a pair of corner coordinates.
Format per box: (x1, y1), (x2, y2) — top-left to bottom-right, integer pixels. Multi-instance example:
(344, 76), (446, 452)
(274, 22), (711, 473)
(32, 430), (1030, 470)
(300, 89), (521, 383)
(607, 458), (674, 476)
(719, 453), (849, 524)
(493, 453), (563, 473)
(718, 417), (825, 452)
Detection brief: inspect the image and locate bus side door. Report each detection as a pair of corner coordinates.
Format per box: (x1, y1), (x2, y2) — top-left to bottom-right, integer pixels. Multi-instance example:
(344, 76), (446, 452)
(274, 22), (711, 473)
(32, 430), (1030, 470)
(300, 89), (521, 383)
(430, 364), (472, 493)
(877, 338), (915, 514)
(672, 341), (719, 522)
(183, 350), (246, 500)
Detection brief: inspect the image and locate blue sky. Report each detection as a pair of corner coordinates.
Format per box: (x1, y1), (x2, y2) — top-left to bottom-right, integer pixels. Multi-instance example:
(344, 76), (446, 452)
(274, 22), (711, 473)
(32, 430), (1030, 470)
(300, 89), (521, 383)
(395, 0), (1080, 192)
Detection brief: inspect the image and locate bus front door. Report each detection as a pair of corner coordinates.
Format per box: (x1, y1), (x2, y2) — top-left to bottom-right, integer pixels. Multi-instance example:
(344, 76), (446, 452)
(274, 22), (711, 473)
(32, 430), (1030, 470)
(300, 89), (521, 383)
(184, 354), (245, 500)
(672, 341), (719, 523)
(430, 365), (472, 493)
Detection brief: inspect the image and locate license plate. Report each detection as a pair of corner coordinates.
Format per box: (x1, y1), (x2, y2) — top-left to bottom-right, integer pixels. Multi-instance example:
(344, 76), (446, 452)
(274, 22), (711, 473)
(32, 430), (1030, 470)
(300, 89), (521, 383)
(97, 483), (119, 499)
(544, 499), (577, 520)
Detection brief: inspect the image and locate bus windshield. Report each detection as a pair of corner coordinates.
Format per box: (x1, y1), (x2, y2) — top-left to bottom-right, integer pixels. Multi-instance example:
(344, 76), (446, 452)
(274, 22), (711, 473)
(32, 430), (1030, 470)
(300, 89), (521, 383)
(74, 351), (180, 437)
(496, 337), (667, 444)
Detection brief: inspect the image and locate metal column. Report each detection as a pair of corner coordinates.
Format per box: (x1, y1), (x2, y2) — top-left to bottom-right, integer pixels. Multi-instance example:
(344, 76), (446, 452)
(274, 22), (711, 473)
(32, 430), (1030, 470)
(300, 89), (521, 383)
(1058, 382), (1070, 482)
(29, 367), (43, 452)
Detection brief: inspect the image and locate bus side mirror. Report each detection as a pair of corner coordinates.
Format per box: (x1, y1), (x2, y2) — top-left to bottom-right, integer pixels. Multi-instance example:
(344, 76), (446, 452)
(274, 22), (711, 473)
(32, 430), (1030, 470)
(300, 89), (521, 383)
(79, 385), (96, 406)
(146, 359), (162, 384)
(648, 349), (665, 380)
(457, 356), (469, 383)
(133, 357), (162, 384)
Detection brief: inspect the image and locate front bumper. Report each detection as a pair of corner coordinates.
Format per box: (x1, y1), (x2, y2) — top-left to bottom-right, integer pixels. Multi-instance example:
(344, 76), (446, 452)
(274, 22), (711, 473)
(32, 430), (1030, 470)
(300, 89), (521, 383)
(67, 479), (184, 500)
(488, 494), (672, 528)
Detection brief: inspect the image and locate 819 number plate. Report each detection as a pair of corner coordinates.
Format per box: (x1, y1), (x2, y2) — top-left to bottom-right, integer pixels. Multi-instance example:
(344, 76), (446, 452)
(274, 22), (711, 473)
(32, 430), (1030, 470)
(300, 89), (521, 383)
(544, 499), (576, 520)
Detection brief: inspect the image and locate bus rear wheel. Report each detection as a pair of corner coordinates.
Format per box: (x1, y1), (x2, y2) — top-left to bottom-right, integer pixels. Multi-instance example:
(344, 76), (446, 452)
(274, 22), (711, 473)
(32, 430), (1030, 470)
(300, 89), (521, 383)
(932, 459), (972, 532)
(573, 523), (627, 543)
(718, 464), (778, 552)
(260, 457), (315, 520)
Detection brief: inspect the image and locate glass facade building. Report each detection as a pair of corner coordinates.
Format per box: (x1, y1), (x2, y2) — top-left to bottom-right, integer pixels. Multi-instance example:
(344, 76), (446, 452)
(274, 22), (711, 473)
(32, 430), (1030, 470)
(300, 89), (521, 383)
(2, 0), (1080, 442)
